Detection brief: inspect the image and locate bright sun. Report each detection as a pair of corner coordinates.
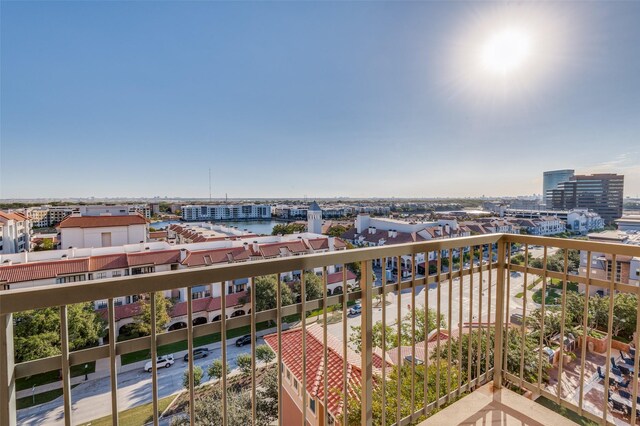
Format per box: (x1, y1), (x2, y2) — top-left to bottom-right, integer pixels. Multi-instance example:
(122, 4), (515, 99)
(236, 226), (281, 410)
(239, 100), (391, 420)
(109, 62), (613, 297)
(480, 27), (533, 75)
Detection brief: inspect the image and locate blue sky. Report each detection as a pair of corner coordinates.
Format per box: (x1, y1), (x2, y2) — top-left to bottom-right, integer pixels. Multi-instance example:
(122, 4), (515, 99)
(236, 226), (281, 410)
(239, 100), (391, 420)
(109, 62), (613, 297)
(1, 1), (639, 199)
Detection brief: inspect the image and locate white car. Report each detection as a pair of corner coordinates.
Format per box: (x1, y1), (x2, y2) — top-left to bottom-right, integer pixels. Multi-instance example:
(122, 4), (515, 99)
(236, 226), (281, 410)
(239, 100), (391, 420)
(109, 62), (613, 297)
(144, 354), (174, 372)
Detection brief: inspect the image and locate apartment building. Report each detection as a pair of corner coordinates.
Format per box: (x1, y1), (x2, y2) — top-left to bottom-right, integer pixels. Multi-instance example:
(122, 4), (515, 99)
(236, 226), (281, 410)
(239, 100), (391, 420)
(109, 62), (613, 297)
(182, 204), (271, 221)
(566, 209), (605, 233)
(57, 213), (149, 248)
(24, 206), (75, 228)
(0, 212), (31, 254)
(0, 232), (348, 336)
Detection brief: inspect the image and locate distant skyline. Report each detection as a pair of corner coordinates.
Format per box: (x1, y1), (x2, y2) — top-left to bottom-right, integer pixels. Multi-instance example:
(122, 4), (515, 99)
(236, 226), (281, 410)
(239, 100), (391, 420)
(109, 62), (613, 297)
(2, 1), (639, 199)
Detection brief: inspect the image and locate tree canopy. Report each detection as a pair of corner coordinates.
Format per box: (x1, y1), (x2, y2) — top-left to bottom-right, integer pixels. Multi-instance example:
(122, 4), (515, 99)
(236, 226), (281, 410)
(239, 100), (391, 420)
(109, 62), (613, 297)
(132, 292), (173, 336)
(271, 223), (306, 236)
(14, 303), (105, 363)
(242, 275), (294, 312)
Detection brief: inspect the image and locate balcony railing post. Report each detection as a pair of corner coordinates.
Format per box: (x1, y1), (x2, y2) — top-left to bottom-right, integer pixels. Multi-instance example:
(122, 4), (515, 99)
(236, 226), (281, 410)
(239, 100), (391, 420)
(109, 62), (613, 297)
(492, 238), (506, 389)
(360, 260), (373, 426)
(0, 313), (16, 426)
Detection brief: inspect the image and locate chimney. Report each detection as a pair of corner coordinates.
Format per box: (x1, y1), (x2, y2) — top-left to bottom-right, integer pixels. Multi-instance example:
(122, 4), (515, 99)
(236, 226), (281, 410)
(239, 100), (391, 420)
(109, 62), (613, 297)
(243, 242), (249, 251)
(180, 248), (187, 262)
(253, 240), (259, 252)
(388, 230), (393, 238)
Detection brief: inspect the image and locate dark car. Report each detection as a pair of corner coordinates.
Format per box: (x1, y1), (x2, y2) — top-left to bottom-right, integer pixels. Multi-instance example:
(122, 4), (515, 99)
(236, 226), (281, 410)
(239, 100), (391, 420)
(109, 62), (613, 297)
(235, 335), (253, 347)
(183, 347), (210, 362)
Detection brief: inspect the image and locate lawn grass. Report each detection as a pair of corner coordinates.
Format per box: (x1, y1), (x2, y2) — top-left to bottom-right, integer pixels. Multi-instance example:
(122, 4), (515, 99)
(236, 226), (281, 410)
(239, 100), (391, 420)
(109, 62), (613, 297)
(535, 396), (598, 426)
(16, 362), (96, 391)
(532, 288), (561, 305)
(78, 394), (175, 426)
(16, 384), (78, 410)
(121, 321), (272, 365)
(548, 278), (579, 292)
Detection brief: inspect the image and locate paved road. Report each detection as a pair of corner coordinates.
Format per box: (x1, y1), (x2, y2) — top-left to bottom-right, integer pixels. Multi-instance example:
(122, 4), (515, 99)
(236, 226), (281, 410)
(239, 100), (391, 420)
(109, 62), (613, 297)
(17, 335), (262, 426)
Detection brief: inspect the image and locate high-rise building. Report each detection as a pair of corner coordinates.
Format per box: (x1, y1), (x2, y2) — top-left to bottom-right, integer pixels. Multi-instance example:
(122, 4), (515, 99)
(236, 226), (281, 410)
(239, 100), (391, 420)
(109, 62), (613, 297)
(542, 169), (574, 206)
(546, 173), (624, 224)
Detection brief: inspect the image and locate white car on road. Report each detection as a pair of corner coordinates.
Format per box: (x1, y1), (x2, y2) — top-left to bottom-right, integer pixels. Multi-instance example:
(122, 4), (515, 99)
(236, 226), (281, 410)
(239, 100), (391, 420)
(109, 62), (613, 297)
(144, 354), (174, 372)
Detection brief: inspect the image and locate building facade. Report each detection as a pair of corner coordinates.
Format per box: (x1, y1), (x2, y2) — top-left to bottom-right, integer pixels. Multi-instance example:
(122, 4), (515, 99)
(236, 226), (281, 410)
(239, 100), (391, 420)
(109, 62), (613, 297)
(0, 212), (31, 254)
(542, 169), (574, 206)
(58, 214), (148, 248)
(546, 174), (624, 224)
(182, 204), (271, 221)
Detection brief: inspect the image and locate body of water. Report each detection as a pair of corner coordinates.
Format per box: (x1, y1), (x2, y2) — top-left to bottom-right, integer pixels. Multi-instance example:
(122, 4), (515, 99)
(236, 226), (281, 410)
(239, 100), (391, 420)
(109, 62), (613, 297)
(149, 219), (283, 236)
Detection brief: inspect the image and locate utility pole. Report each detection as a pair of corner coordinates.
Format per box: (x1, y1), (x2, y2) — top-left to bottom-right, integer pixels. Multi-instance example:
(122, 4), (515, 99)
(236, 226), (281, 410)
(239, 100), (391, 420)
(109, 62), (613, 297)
(209, 168), (212, 203)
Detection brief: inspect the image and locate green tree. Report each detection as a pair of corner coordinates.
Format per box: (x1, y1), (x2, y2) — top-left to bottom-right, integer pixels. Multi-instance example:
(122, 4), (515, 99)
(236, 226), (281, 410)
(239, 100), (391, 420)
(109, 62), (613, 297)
(14, 303), (105, 363)
(171, 365), (278, 426)
(133, 293), (173, 336)
(271, 223), (306, 236)
(326, 225), (348, 237)
(243, 275), (294, 313)
(207, 359), (230, 380)
(291, 272), (324, 302)
(343, 361), (454, 425)
(236, 353), (252, 374)
(349, 308), (440, 352)
(256, 344), (276, 364)
(182, 365), (204, 389)
(349, 322), (399, 353)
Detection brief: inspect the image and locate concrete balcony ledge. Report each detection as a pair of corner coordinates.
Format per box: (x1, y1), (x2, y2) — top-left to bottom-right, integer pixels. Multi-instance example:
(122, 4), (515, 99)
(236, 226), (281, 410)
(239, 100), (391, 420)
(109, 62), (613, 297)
(420, 383), (577, 426)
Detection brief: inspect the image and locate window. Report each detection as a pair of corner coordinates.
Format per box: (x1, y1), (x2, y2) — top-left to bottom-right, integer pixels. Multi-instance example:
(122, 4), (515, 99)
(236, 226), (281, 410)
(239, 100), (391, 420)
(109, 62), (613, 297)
(94, 272), (107, 280)
(112, 270), (122, 278)
(293, 378), (298, 391)
(56, 274), (86, 284)
(132, 266), (154, 275)
(309, 398), (316, 414)
(286, 369), (291, 381)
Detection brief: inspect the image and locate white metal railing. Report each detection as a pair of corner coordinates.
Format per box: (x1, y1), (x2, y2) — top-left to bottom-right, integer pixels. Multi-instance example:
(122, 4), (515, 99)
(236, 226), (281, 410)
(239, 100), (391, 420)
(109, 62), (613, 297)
(0, 234), (638, 425)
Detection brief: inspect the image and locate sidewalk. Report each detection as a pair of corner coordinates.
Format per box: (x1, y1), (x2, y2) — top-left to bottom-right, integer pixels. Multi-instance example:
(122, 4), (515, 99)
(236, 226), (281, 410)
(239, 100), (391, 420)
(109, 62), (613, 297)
(16, 322), (289, 400)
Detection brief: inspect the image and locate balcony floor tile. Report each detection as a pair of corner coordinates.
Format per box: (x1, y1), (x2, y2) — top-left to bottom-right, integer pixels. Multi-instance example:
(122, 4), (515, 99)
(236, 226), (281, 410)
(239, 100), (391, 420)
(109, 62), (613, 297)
(420, 383), (577, 426)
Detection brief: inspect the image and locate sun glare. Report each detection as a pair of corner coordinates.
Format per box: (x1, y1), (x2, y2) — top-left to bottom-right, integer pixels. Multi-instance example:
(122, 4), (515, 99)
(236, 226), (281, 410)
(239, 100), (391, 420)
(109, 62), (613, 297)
(480, 28), (532, 75)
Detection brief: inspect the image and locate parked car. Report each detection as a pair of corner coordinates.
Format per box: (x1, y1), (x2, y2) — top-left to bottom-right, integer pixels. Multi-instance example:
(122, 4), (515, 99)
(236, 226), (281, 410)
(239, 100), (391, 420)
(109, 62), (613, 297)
(404, 355), (424, 366)
(144, 354), (174, 372)
(183, 347), (210, 362)
(235, 335), (254, 347)
(348, 304), (362, 316)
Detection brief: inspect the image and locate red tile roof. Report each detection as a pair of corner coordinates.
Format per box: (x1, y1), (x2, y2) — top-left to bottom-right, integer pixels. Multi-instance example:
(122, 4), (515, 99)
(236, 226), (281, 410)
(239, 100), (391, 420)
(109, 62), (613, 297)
(0, 250), (181, 284)
(259, 240), (308, 258)
(307, 238), (329, 251)
(264, 324), (387, 418)
(181, 246), (254, 267)
(58, 214), (148, 228)
(327, 270), (357, 285)
(333, 238), (348, 249)
(96, 302), (143, 322)
(170, 292), (247, 317)
(149, 231), (168, 239)
(127, 250), (181, 266)
(0, 258), (88, 284)
(0, 211), (28, 222)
